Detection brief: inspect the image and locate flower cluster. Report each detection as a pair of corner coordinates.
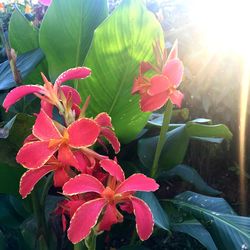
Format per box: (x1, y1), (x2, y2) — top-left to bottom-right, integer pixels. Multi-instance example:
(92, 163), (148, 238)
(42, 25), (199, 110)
(132, 40), (184, 112)
(3, 67), (159, 244)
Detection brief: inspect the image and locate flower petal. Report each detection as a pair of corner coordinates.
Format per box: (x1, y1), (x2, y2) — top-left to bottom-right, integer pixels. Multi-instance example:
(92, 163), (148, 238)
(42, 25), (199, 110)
(16, 141), (58, 169)
(100, 159), (125, 182)
(162, 59), (184, 87)
(55, 67), (91, 87)
(33, 109), (62, 141)
(58, 144), (79, 169)
(98, 204), (119, 231)
(53, 167), (71, 187)
(95, 112), (112, 128)
(63, 174), (105, 196)
(167, 40), (178, 60)
(101, 128), (120, 154)
(170, 90), (184, 108)
(130, 196), (154, 241)
(115, 174), (159, 194)
(140, 92), (168, 112)
(67, 198), (106, 243)
(41, 100), (54, 118)
(148, 75), (171, 96)
(68, 118), (100, 148)
(38, 0), (51, 6)
(3, 85), (44, 111)
(60, 85), (82, 105)
(73, 151), (89, 173)
(19, 165), (55, 198)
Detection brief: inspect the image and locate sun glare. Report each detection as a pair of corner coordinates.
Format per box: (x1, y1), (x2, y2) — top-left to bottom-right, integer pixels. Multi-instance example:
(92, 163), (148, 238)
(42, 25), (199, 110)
(190, 0), (250, 58)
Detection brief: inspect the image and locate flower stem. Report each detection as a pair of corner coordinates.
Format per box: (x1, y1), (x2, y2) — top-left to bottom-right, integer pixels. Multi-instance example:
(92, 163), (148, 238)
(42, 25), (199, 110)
(150, 100), (173, 178)
(40, 173), (53, 208)
(74, 241), (87, 250)
(31, 189), (49, 250)
(85, 231), (97, 250)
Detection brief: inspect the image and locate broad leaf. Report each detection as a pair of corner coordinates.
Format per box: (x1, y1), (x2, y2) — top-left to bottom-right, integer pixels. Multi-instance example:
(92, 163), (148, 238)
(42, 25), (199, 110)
(138, 121), (232, 174)
(78, 0), (164, 143)
(136, 192), (170, 231)
(172, 219), (217, 250)
(8, 8), (47, 83)
(39, 0), (108, 81)
(0, 49), (44, 91)
(169, 192), (250, 250)
(162, 164), (221, 195)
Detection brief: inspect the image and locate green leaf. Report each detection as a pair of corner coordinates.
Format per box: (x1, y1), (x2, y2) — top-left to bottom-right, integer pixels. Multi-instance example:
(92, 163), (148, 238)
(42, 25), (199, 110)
(0, 49), (45, 91)
(39, 0), (108, 81)
(162, 164), (221, 195)
(138, 121), (232, 174)
(9, 8), (39, 53)
(136, 192), (170, 231)
(8, 8), (47, 83)
(0, 113), (34, 167)
(78, 0), (164, 143)
(169, 191), (250, 250)
(172, 219), (217, 250)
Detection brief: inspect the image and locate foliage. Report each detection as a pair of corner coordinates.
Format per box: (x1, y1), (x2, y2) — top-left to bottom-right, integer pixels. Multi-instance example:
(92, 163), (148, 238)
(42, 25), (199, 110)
(0, 0), (249, 250)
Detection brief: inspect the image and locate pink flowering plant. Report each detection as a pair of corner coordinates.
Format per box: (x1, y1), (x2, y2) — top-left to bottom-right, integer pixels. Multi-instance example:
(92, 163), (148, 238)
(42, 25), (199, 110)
(0, 1), (247, 250)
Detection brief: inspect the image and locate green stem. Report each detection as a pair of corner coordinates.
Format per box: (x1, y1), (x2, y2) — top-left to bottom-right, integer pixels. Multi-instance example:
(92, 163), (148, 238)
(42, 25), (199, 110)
(74, 241), (87, 250)
(40, 173), (53, 208)
(31, 190), (49, 250)
(150, 100), (173, 178)
(85, 231), (97, 250)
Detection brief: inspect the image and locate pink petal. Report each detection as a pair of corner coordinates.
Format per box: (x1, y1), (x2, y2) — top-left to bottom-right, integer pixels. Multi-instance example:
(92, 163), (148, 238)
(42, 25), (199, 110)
(101, 128), (120, 154)
(100, 159), (125, 182)
(67, 198), (106, 243)
(53, 167), (71, 187)
(162, 59), (184, 87)
(115, 174), (159, 194)
(68, 118), (100, 148)
(167, 40), (178, 60)
(19, 165), (55, 198)
(140, 92), (168, 112)
(33, 109), (62, 141)
(16, 141), (58, 169)
(38, 0), (51, 6)
(63, 174), (105, 196)
(3, 85), (44, 111)
(58, 144), (79, 169)
(132, 75), (144, 94)
(23, 134), (38, 144)
(98, 204), (119, 231)
(170, 90), (184, 108)
(95, 112), (112, 128)
(73, 151), (89, 173)
(140, 61), (153, 74)
(60, 85), (82, 105)
(41, 100), (54, 118)
(130, 196), (154, 241)
(148, 75), (171, 96)
(55, 67), (91, 87)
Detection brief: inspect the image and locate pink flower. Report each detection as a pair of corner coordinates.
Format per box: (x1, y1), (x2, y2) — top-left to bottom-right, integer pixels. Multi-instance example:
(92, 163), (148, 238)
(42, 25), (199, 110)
(17, 109), (105, 198)
(39, 0), (52, 6)
(132, 41), (184, 112)
(63, 159), (159, 243)
(3, 67), (91, 116)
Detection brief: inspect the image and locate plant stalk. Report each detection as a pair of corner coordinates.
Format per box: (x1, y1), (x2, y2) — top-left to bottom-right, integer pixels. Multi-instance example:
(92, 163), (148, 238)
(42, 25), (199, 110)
(31, 189), (49, 250)
(150, 100), (173, 178)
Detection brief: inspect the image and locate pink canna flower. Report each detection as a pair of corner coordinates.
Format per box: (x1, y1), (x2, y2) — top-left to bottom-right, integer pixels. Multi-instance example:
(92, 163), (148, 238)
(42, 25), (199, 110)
(95, 112), (120, 154)
(63, 159), (159, 244)
(39, 0), (52, 6)
(16, 109), (105, 194)
(3, 67), (91, 116)
(132, 41), (184, 112)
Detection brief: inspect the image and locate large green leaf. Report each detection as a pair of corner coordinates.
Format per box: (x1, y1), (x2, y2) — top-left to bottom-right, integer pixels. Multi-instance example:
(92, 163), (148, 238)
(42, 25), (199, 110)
(138, 120), (232, 174)
(8, 8), (47, 83)
(136, 192), (170, 231)
(172, 219), (217, 250)
(78, 0), (164, 143)
(0, 49), (44, 91)
(39, 0), (108, 81)
(162, 164), (221, 195)
(169, 191), (250, 249)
